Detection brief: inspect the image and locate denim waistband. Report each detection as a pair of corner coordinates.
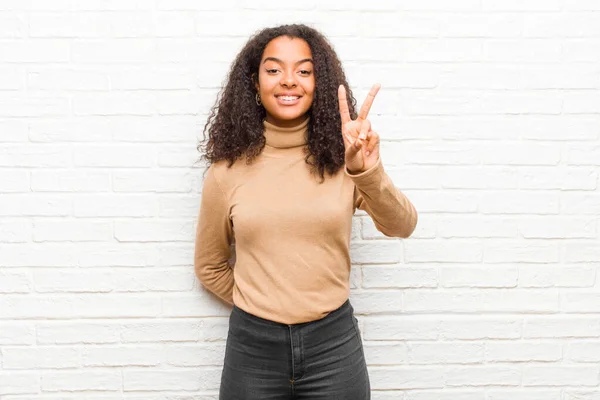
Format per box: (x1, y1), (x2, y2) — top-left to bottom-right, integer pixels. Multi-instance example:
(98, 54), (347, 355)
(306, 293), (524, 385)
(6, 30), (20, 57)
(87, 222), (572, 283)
(231, 298), (353, 328)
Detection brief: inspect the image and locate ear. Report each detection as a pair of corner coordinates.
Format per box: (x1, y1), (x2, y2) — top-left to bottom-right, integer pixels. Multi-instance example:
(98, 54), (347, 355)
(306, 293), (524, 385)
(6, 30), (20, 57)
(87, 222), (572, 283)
(252, 73), (259, 92)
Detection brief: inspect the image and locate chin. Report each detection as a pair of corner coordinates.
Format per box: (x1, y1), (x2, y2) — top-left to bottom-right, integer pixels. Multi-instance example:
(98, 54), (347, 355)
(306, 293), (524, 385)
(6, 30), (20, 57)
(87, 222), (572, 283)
(270, 110), (307, 122)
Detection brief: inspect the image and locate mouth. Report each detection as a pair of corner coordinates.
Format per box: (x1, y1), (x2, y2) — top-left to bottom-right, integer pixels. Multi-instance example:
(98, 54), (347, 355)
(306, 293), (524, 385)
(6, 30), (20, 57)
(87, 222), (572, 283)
(275, 94), (302, 106)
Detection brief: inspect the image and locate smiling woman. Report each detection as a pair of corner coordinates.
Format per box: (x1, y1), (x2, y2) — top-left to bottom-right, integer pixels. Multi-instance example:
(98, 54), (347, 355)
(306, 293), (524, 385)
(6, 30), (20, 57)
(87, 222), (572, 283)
(195, 24), (417, 399)
(253, 36), (315, 127)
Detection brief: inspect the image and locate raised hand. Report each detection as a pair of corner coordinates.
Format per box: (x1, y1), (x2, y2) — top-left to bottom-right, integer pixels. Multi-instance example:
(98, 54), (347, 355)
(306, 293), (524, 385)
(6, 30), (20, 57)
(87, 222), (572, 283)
(338, 83), (381, 174)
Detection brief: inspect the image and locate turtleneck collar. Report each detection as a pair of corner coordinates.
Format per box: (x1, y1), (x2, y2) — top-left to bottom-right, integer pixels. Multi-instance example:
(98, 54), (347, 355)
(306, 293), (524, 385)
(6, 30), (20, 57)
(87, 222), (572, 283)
(263, 117), (309, 149)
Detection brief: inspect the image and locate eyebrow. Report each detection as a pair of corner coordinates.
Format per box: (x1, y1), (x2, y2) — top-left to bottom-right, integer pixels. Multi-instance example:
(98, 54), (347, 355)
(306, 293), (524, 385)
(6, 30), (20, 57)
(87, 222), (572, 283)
(262, 57), (313, 66)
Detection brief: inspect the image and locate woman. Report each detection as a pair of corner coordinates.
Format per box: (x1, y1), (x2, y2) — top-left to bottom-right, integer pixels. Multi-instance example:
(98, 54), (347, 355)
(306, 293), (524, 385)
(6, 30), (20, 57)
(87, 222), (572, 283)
(195, 24), (417, 399)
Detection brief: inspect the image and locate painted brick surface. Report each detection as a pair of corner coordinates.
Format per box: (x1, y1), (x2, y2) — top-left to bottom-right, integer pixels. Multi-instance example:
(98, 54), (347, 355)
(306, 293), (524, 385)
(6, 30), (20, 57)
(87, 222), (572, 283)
(1, 0), (599, 398)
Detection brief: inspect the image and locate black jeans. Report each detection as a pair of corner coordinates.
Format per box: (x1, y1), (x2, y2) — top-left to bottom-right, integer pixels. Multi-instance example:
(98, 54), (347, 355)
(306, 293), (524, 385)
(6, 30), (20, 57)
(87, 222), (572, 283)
(219, 299), (371, 399)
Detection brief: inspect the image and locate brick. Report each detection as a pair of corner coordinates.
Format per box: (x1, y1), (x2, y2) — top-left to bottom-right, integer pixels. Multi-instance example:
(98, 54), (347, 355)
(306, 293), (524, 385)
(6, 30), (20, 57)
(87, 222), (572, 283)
(564, 91), (600, 113)
(441, 14), (522, 38)
(403, 191), (479, 213)
(404, 289), (559, 313)
(405, 240), (484, 263)
(566, 341), (600, 362)
(0, 219), (31, 242)
(564, 241), (600, 262)
(72, 39), (154, 63)
(439, 65), (521, 89)
(32, 170), (110, 192)
(350, 290), (403, 314)
(28, 13), (111, 38)
(350, 241), (403, 264)
(0, 40), (69, 62)
(362, 265), (438, 289)
(400, 141), (480, 164)
(561, 193), (600, 215)
(33, 220), (112, 242)
(437, 216), (518, 238)
(519, 167), (597, 190)
(114, 219), (194, 242)
(440, 317), (522, 340)
(0, 120), (27, 142)
(486, 341), (562, 362)
(164, 343), (225, 366)
(364, 341), (409, 365)
(403, 39), (481, 62)
(0, 145), (70, 167)
(440, 167), (518, 189)
(440, 266), (518, 288)
(0, 372), (39, 395)
(28, 68), (109, 90)
(483, 0), (560, 10)
(112, 267), (194, 292)
(524, 316), (600, 338)
(0, 195), (71, 217)
(409, 342), (484, 364)
(120, 318), (228, 343)
(32, 269), (113, 293)
(481, 142), (561, 165)
(406, 391), (484, 400)
(567, 144), (600, 165)
(369, 366), (444, 390)
(82, 345), (163, 367)
(562, 292), (600, 313)
(446, 366), (520, 386)
(485, 241), (560, 263)
(519, 217), (596, 238)
(41, 370), (121, 391)
(523, 366), (599, 386)
(487, 390), (562, 400)
(73, 195), (158, 217)
(123, 367), (220, 391)
(0, 270), (31, 293)
(3, 347), (80, 369)
(37, 322), (120, 344)
(519, 265), (596, 288)
(0, 322), (35, 345)
(364, 316), (439, 341)
(485, 40), (561, 62)
(28, 118), (112, 142)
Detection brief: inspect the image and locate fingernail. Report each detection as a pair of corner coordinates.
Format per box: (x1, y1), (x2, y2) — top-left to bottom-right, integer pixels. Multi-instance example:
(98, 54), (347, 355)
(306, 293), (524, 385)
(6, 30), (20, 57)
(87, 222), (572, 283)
(366, 151), (370, 156)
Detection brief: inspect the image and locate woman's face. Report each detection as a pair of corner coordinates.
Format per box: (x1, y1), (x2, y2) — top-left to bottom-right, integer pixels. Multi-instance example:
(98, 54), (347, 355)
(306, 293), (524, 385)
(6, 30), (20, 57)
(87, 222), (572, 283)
(255, 36), (315, 128)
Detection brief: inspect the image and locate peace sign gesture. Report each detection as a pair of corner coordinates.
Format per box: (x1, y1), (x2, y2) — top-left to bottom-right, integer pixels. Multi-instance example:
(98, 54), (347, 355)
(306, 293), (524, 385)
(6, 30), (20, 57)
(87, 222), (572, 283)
(338, 83), (381, 174)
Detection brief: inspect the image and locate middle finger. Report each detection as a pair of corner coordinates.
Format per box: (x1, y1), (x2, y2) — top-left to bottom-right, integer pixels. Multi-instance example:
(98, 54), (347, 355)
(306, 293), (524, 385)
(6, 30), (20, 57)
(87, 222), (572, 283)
(357, 83), (381, 120)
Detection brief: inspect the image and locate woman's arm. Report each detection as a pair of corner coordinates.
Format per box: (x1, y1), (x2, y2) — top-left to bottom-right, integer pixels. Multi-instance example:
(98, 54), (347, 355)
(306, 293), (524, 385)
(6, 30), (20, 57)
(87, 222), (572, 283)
(194, 164), (235, 305)
(346, 157), (418, 238)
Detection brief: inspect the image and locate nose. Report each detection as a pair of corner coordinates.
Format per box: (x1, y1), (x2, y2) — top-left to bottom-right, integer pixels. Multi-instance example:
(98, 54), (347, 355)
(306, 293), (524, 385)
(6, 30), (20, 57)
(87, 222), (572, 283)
(280, 70), (297, 88)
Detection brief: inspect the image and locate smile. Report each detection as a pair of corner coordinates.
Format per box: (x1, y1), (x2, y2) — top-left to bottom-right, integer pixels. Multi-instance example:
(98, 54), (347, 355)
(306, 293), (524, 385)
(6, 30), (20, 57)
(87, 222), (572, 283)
(275, 95), (301, 105)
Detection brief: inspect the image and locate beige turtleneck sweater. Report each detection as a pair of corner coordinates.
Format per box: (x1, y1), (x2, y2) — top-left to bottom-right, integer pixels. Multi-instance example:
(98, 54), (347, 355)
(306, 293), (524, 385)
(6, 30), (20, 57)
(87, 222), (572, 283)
(194, 117), (417, 324)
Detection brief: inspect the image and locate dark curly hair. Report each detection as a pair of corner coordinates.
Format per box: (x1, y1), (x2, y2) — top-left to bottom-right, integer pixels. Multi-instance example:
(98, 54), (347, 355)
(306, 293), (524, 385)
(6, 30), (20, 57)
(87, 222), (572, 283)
(197, 24), (358, 181)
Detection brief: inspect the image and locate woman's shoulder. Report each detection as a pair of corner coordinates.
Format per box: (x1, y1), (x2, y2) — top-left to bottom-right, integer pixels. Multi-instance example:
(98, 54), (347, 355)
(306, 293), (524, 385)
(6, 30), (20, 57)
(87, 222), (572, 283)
(207, 156), (250, 187)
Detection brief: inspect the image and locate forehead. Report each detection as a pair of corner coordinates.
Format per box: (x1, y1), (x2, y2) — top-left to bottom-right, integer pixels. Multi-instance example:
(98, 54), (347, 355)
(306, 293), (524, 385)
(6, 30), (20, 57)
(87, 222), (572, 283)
(262, 36), (312, 61)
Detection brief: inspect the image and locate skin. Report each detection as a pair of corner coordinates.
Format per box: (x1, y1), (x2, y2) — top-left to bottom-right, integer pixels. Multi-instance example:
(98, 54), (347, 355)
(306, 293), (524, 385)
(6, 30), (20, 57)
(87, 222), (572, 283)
(338, 83), (381, 174)
(255, 35), (382, 174)
(255, 36), (315, 128)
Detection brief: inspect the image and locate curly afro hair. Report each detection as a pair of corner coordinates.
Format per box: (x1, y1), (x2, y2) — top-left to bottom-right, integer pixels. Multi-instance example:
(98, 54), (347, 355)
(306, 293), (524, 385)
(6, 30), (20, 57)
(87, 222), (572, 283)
(197, 23), (358, 182)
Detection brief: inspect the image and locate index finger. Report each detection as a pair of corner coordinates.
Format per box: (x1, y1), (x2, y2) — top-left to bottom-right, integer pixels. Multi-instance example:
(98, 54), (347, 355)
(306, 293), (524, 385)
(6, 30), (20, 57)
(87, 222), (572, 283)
(357, 83), (381, 120)
(338, 85), (352, 124)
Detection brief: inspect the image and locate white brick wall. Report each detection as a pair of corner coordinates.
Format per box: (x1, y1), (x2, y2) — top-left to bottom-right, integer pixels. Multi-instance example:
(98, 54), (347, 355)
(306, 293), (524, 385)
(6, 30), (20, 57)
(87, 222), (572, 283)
(1, 0), (599, 398)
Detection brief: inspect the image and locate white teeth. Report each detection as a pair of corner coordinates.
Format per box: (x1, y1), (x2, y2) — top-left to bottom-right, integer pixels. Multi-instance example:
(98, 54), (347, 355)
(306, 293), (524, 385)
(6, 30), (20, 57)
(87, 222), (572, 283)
(279, 96), (299, 101)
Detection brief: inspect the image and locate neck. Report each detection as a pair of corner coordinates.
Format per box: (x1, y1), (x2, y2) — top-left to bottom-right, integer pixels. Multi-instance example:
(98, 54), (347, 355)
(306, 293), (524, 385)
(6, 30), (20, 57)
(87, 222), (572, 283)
(263, 117), (309, 149)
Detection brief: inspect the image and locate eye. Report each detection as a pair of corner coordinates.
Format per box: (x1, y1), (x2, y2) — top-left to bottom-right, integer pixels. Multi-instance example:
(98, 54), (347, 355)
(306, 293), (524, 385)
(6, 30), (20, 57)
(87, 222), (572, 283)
(299, 70), (312, 76)
(266, 69), (279, 74)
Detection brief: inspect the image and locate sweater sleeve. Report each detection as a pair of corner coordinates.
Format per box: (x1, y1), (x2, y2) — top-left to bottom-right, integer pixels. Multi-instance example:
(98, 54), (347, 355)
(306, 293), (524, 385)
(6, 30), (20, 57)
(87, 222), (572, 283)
(194, 164), (235, 305)
(345, 157), (418, 238)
